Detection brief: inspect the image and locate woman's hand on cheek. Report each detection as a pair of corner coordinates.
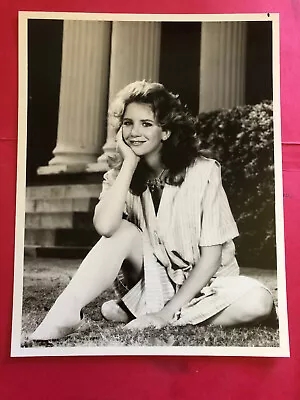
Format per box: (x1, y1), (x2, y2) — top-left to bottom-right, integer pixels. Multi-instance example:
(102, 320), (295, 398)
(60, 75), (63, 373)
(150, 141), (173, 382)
(116, 129), (140, 168)
(124, 312), (170, 330)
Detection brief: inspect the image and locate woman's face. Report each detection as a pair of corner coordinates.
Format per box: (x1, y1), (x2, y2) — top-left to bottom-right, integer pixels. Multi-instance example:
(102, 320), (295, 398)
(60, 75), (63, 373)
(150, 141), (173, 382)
(121, 102), (170, 160)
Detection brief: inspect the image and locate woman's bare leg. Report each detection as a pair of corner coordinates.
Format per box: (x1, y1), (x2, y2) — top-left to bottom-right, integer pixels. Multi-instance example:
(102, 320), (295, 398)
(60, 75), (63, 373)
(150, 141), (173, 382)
(206, 287), (274, 327)
(30, 220), (143, 340)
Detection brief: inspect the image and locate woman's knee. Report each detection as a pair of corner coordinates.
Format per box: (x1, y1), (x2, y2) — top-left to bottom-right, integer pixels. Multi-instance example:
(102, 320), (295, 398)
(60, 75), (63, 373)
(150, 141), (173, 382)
(211, 286), (274, 326)
(232, 286), (274, 324)
(102, 220), (143, 280)
(250, 287), (274, 320)
(99, 220), (141, 244)
(115, 220), (141, 238)
(87, 220), (142, 265)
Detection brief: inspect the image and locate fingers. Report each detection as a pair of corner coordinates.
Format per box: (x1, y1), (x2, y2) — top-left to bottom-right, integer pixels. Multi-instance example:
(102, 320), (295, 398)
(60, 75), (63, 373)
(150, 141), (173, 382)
(124, 319), (148, 330)
(116, 129), (127, 148)
(124, 316), (164, 330)
(124, 318), (147, 330)
(115, 130), (126, 154)
(114, 131), (140, 166)
(115, 129), (122, 145)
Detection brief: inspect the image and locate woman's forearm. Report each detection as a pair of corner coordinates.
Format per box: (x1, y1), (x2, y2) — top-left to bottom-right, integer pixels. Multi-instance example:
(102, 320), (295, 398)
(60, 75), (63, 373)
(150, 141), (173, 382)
(159, 245), (222, 321)
(93, 160), (137, 237)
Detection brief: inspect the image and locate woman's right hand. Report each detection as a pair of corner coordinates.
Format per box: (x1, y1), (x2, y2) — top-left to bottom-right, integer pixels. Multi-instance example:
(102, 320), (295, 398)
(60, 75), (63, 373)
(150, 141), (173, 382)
(116, 128), (140, 169)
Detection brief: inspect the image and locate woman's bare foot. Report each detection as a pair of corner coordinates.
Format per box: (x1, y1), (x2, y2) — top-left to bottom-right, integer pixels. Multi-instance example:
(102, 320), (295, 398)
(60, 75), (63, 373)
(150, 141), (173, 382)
(101, 300), (130, 323)
(30, 299), (83, 341)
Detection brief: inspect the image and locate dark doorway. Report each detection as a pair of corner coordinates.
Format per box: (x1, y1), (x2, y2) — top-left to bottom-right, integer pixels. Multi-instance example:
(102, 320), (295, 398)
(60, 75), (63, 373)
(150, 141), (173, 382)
(246, 21), (273, 104)
(27, 19), (63, 185)
(159, 22), (201, 116)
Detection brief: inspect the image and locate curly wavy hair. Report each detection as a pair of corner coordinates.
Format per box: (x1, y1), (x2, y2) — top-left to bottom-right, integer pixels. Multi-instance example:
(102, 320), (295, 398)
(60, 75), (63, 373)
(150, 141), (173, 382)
(107, 80), (201, 195)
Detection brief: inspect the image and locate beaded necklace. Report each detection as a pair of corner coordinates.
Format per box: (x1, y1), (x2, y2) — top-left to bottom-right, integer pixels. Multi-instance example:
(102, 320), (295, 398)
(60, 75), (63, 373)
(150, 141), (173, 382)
(146, 169), (166, 192)
(146, 169), (166, 214)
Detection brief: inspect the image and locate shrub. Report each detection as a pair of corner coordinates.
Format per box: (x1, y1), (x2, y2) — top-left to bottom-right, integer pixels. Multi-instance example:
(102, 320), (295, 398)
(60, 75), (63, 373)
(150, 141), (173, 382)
(195, 101), (276, 269)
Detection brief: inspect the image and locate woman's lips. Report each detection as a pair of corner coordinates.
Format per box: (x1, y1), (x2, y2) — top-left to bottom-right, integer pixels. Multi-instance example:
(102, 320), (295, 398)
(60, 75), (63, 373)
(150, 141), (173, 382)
(129, 140), (146, 146)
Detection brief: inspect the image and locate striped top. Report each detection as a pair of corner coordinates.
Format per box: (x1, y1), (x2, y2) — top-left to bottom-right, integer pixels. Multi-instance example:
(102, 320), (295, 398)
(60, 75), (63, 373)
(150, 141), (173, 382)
(99, 157), (240, 316)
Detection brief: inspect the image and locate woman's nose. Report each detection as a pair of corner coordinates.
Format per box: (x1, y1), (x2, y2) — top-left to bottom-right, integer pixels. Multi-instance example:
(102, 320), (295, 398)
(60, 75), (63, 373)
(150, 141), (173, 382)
(130, 125), (140, 137)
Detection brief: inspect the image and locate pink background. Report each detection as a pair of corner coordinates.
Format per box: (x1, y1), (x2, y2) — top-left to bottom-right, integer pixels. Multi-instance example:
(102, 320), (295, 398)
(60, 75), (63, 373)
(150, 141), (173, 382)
(1, 1), (300, 398)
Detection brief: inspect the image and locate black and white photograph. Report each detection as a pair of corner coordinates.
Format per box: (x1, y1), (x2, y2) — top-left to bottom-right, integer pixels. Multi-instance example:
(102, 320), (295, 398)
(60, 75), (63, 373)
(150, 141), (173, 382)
(12, 12), (289, 357)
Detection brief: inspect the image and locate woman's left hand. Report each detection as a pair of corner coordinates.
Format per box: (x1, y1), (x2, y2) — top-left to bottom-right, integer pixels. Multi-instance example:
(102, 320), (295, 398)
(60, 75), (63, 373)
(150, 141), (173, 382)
(124, 312), (170, 330)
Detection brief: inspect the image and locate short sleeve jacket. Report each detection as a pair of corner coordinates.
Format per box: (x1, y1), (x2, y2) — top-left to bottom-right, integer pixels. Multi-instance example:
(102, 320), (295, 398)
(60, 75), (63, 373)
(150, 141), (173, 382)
(100, 157), (240, 287)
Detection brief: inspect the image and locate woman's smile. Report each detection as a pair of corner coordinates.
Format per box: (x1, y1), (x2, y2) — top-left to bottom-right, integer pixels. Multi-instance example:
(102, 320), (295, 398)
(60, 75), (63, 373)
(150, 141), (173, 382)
(129, 139), (147, 146)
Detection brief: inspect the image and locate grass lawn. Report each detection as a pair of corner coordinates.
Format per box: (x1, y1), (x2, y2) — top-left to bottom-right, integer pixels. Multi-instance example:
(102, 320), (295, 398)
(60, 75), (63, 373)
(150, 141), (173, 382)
(21, 258), (279, 349)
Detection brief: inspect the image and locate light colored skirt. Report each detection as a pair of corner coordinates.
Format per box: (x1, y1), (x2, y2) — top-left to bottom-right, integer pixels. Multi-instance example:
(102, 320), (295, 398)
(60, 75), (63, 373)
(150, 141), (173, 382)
(114, 270), (272, 326)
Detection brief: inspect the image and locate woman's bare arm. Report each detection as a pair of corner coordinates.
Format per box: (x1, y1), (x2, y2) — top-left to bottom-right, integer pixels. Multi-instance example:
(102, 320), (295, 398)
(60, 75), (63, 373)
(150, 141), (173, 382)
(125, 245), (222, 329)
(93, 130), (139, 237)
(159, 245), (221, 320)
(159, 245), (222, 320)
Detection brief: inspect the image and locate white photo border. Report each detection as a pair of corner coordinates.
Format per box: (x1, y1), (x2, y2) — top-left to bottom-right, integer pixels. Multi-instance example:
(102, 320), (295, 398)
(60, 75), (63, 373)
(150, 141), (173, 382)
(11, 11), (289, 357)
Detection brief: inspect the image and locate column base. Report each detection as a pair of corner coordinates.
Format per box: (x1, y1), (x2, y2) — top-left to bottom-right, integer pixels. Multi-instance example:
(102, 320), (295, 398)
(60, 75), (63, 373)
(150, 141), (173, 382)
(37, 164), (88, 175)
(86, 146), (116, 172)
(86, 159), (109, 173)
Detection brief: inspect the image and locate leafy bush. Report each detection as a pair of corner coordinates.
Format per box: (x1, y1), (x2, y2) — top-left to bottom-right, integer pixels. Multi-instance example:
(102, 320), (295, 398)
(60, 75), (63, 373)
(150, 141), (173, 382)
(195, 101), (276, 269)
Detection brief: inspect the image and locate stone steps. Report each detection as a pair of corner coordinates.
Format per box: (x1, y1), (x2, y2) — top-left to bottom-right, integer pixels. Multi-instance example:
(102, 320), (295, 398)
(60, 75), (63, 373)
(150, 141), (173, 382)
(26, 198), (98, 213)
(26, 184), (101, 199)
(25, 228), (99, 247)
(25, 184), (102, 257)
(25, 245), (93, 259)
(25, 211), (94, 229)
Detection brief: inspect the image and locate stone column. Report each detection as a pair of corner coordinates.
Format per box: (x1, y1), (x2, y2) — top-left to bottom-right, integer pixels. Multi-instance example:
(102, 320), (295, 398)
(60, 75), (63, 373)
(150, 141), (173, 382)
(38, 20), (111, 175)
(88, 21), (161, 172)
(199, 21), (247, 113)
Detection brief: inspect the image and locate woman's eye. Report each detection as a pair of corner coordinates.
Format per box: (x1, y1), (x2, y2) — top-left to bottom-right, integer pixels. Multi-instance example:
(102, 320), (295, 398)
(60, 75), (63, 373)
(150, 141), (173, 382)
(142, 122), (152, 127)
(122, 120), (132, 127)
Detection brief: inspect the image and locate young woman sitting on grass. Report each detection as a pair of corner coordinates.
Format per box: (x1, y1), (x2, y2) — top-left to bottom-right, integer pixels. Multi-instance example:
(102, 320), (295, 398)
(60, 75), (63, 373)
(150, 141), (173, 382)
(31, 81), (276, 340)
